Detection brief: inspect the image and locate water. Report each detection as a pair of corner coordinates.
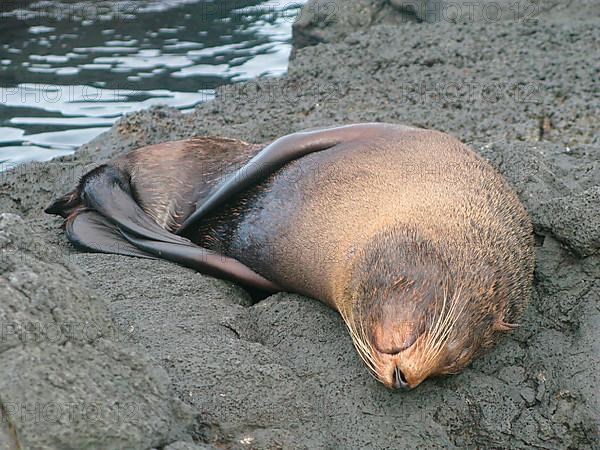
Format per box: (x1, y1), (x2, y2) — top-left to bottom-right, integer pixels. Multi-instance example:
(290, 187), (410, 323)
(0, 0), (305, 168)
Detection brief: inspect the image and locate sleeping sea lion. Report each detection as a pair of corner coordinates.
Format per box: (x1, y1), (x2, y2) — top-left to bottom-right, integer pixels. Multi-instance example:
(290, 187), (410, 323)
(46, 123), (535, 389)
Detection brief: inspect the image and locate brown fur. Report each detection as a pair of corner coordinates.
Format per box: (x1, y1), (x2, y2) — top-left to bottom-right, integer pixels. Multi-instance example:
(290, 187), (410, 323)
(117, 137), (263, 232)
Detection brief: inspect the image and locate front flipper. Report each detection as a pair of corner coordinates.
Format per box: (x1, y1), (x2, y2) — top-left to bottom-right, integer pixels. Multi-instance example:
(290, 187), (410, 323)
(177, 123), (403, 236)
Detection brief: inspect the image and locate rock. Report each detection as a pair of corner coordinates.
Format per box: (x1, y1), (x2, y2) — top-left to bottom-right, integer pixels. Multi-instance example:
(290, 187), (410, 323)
(0, 214), (190, 450)
(520, 387), (537, 406)
(390, 0), (446, 22)
(498, 366), (527, 385)
(292, 0), (600, 52)
(163, 441), (217, 450)
(537, 187), (600, 257)
(292, 0), (421, 51)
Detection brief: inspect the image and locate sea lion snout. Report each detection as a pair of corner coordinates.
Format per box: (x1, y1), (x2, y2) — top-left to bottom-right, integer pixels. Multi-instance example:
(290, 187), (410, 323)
(392, 366), (410, 390)
(353, 272), (440, 389)
(370, 311), (430, 389)
(351, 268), (490, 390)
(374, 341), (431, 390)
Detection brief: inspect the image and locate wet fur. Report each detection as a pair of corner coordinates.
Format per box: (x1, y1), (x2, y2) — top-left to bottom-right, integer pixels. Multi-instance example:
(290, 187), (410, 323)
(114, 137), (263, 232)
(46, 137), (263, 228)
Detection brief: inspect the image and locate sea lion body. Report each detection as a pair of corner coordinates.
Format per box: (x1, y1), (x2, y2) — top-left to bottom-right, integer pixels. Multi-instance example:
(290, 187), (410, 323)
(46, 124), (535, 389)
(203, 127), (531, 308)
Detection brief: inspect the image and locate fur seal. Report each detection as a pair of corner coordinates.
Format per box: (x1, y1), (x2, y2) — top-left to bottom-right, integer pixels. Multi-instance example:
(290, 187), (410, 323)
(46, 123), (535, 389)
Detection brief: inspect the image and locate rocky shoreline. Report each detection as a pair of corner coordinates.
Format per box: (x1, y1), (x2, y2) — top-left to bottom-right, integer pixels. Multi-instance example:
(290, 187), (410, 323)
(1, 1), (599, 449)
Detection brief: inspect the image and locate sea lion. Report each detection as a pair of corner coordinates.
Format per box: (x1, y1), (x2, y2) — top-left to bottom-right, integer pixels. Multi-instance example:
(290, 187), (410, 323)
(45, 123), (535, 389)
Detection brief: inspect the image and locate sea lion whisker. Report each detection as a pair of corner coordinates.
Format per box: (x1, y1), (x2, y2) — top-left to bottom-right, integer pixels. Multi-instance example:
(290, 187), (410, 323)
(356, 313), (384, 373)
(432, 290), (458, 349)
(341, 308), (382, 375)
(354, 323), (378, 368)
(351, 332), (378, 374)
(426, 285), (470, 365)
(425, 283), (451, 355)
(339, 309), (374, 369)
(421, 284), (458, 367)
(356, 308), (376, 355)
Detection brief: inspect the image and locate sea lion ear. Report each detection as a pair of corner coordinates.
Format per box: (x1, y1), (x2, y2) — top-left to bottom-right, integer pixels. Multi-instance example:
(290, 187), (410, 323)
(44, 190), (81, 218)
(493, 320), (519, 332)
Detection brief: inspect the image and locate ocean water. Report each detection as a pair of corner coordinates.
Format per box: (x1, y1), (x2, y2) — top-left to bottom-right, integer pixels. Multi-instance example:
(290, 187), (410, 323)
(0, 0), (305, 169)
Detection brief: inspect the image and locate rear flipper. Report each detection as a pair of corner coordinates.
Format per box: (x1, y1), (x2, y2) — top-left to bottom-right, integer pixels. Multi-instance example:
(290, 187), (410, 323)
(66, 209), (153, 258)
(46, 164), (280, 293)
(121, 231), (278, 292)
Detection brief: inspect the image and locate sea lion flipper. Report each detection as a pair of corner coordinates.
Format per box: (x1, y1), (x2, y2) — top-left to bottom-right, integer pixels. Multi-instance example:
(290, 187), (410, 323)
(50, 164), (279, 292)
(119, 231), (279, 293)
(45, 164), (182, 246)
(66, 210), (278, 291)
(45, 190), (81, 219)
(177, 123), (400, 235)
(78, 165), (186, 246)
(65, 209), (155, 258)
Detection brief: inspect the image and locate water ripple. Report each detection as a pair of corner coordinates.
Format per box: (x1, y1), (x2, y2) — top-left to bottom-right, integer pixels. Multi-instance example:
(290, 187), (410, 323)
(0, 0), (306, 166)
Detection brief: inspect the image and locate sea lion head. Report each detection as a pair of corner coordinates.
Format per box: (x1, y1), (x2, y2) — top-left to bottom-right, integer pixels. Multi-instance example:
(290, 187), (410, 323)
(341, 229), (522, 390)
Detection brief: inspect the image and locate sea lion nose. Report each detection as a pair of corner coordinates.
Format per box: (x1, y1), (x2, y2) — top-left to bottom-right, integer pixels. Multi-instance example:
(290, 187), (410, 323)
(393, 366), (410, 390)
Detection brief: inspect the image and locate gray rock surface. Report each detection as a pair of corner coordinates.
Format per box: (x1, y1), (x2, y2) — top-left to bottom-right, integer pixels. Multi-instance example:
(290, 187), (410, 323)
(292, 0), (600, 51)
(0, 215), (191, 450)
(1, 1), (599, 449)
(536, 187), (600, 258)
(161, 441), (217, 450)
(292, 0), (420, 51)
